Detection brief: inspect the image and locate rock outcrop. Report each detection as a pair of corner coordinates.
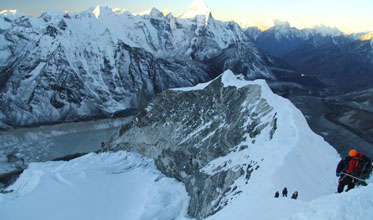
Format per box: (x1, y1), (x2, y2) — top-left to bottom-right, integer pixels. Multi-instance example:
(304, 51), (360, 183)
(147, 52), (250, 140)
(109, 70), (279, 218)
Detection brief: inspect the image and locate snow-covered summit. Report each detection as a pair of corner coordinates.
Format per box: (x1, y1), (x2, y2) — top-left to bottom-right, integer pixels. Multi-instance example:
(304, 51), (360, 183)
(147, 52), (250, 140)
(0, 9), (23, 18)
(273, 19), (291, 27)
(139, 7), (165, 18)
(313, 24), (342, 37)
(89, 5), (120, 19)
(180, 0), (211, 19)
(236, 19), (256, 29)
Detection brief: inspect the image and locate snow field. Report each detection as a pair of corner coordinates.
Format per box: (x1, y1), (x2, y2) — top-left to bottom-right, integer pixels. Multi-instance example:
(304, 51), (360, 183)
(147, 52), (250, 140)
(0, 152), (192, 220)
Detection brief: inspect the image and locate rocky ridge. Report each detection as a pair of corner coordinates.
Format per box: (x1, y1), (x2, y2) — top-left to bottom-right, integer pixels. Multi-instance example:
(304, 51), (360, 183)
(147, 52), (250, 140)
(108, 70), (338, 219)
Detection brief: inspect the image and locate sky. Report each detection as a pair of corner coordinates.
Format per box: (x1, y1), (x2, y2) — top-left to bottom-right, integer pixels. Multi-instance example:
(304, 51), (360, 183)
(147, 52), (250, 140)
(0, 0), (372, 33)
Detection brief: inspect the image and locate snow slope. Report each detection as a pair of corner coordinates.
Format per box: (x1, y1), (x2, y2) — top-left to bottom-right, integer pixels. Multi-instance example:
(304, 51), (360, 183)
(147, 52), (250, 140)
(207, 180), (373, 220)
(0, 152), (191, 220)
(1, 151), (372, 220)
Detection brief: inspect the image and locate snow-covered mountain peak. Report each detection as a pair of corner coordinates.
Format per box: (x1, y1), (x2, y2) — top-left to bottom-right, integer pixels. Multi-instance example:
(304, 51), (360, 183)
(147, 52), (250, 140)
(313, 24), (342, 37)
(134, 7), (164, 17)
(180, 0), (211, 19)
(39, 9), (65, 20)
(359, 32), (373, 41)
(112, 8), (126, 15)
(90, 5), (115, 19)
(162, 8), (172, 16)
(0, 5), (287, 128)
(273, 19), (291, 27)
(149, 7), (164, 18)
(236, 19), (256, 29)
(0, 9), (23, 18)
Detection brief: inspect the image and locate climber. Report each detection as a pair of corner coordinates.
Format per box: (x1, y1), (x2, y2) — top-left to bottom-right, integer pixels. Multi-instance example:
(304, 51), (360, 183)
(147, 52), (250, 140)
(282, 187), (288, 197)
(101, 142), (110, 152)
(336, 149), (372, 193)
(274, 191), (279, 198)
(291, 191), (298, 199)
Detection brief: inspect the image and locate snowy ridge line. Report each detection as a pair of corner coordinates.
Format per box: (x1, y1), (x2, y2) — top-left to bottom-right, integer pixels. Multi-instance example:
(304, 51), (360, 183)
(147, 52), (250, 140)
(106, 70), (341, 218)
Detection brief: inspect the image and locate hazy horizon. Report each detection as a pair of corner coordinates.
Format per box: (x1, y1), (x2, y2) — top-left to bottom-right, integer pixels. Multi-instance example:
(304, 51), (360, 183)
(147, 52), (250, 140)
(0, 0), (372, 33)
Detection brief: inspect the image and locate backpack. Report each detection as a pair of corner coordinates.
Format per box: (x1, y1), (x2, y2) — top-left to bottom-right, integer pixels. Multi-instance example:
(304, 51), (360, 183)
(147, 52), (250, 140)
(356, 155), (372, 180)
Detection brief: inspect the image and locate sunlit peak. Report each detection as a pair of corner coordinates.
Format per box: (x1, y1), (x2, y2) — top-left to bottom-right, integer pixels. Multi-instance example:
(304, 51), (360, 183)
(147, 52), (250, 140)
(360, 32), (373, 41)
(162, 8), (171, 16)
(92, 6), (101, 19)
(180, 0), (211, 18)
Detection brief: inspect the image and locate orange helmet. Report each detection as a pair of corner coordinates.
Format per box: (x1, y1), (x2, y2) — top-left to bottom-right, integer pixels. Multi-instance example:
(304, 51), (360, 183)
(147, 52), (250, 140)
(349, 149), (358, 157)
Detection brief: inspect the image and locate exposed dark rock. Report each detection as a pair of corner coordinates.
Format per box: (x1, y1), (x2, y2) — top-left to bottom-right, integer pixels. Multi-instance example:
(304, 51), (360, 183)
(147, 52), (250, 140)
(109, 72), (278, 219)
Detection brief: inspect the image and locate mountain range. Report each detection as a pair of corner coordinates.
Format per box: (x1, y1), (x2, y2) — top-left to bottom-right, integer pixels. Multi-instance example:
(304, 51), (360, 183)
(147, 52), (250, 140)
(245, 22), (373, 90)
(0, 0), (371, 154)
(0, 5), (310, 129)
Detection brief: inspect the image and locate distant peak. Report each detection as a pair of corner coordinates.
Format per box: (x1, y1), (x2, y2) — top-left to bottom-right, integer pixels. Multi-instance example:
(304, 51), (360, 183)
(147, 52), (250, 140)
(273, 19), (291, 27)
(112, 8), (126, 15)
(135, 7), (164, 17)
(0, 9), (24, 18)
(162, 8), (171, 16)
(313, 24), (342, 36)
(91, 6), (115, 19)
(149, 7), (163, 17)
(180, 0), (211, 19)
(236, 19), (256, 29)
(360, 32), (373, 41)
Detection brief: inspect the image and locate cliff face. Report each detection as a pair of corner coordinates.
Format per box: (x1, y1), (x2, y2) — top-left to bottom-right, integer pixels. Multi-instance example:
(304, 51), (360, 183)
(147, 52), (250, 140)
(109, 70), (339, 219)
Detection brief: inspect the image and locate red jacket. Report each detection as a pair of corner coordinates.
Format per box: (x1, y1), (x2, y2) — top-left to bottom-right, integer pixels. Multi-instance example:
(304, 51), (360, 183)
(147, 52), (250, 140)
(346, 153), (364, 174)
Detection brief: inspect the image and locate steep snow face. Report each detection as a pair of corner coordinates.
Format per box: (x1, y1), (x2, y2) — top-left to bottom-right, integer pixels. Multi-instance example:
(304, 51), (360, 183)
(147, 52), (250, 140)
(0, 152), (192, 220)
(108, 70), (340, 219)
